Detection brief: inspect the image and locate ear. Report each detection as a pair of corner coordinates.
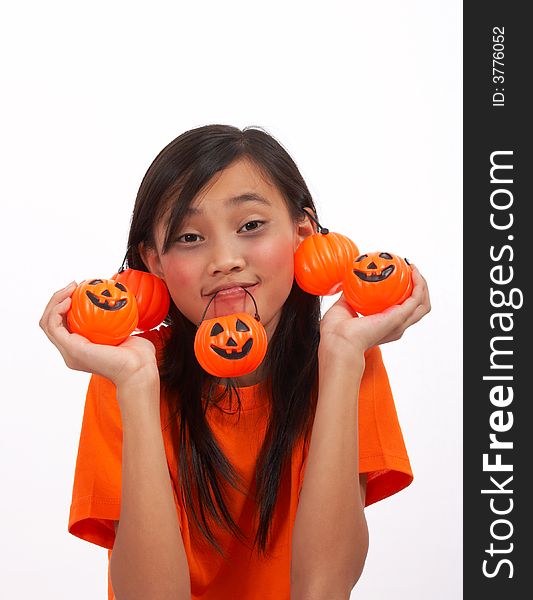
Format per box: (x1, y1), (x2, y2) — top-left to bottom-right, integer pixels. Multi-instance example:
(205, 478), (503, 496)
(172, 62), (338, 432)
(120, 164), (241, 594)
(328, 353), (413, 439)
(293, 208), (318, 252)
(139, 242), (165, 281)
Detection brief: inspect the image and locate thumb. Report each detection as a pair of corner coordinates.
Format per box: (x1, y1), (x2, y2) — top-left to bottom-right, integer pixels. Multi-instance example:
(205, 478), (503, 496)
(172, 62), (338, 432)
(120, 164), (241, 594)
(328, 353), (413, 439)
(325, 292), (359, 319)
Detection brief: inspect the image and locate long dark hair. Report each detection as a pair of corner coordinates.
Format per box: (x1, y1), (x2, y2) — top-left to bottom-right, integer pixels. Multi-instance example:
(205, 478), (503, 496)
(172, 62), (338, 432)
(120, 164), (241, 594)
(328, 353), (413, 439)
(126, 124), (321, 558)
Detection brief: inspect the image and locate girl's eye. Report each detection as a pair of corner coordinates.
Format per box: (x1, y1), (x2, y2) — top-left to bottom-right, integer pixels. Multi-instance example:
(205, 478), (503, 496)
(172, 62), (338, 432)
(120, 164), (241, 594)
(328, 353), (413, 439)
(175, 221), (265, 244)
(176, 233), (202, 244)
(239, 220), (264, 232)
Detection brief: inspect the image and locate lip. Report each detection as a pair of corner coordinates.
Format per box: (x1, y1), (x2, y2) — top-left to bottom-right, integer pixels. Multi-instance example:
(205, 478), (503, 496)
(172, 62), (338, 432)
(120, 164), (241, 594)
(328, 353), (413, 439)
(204, 282), (259, 297)
(204, 284), (260, 320)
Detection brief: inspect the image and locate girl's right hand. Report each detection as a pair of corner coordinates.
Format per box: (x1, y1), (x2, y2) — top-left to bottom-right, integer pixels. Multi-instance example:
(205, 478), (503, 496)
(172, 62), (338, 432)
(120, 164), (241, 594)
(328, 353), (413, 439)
(39, 281), (158, 388)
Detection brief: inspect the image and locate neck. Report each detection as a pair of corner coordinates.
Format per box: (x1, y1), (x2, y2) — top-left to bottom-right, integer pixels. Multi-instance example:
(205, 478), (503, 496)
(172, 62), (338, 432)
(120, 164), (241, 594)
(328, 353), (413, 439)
(231, 361), (267, 387)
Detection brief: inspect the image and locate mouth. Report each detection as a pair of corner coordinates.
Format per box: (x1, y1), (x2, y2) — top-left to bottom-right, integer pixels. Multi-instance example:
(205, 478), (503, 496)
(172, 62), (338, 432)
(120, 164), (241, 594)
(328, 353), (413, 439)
(353, 265), (395, 283)
(204, 283), (259, 298)
(210, 338), (253, 360)
(202, 284), (260, 319)
(86, 291), (128, 311)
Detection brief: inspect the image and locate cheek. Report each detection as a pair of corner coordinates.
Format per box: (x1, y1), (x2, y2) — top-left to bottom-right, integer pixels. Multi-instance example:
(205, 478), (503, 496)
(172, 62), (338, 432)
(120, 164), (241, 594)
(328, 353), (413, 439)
(159, 255), (203, 317)
(254, 237), (295, 278)
(253, 236), (296, 323)
(161, 254), (200, 287)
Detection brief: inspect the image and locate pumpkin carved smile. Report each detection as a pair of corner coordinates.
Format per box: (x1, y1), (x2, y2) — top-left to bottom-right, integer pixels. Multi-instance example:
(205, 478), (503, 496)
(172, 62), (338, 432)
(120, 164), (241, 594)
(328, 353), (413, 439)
(354, 264), (395, 283)
(211, 337), (254, 360)
(86, 279), (128, 311)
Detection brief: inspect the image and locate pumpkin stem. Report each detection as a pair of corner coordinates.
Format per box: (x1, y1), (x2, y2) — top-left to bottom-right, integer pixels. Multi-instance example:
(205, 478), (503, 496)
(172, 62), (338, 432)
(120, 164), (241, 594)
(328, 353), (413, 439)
(301, 207), (329, 234)
(197, 287), (261, 328)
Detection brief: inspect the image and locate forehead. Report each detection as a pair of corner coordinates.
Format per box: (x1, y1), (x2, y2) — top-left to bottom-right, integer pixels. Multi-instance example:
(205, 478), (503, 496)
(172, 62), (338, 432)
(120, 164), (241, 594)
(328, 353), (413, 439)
(188, 159), (286, 215)
(155, 159), (291, 247)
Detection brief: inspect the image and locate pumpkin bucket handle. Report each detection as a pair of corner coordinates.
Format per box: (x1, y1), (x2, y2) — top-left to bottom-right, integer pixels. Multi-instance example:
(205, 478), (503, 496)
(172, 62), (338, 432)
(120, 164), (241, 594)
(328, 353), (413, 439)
(300, 207), (329, 235)
(197, 287), (261, 328)
(117, 247), (131, 274)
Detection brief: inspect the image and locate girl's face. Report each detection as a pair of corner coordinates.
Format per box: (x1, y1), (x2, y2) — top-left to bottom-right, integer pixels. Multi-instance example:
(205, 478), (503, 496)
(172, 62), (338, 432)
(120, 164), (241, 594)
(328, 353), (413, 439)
(142, 158), (314, 343)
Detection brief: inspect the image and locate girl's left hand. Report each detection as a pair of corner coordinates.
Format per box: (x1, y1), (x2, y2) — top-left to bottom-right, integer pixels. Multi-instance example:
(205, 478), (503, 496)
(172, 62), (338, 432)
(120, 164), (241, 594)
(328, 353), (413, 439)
(319, 265), (431, 360)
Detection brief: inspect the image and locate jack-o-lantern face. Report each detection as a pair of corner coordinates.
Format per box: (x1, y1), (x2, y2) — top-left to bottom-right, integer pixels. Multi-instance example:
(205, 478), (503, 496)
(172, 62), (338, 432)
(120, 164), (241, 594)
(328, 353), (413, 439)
(209, 318), (253, 360)
(67, 278), (139, 345)
(342, 252), (413, 315)
(86, 279), (129, 310)
(194, 312), (267, 378)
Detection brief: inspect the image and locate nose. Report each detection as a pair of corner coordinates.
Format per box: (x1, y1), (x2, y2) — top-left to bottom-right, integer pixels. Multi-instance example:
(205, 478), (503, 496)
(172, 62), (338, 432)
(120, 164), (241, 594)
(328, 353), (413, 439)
(207, 239), (246, 276)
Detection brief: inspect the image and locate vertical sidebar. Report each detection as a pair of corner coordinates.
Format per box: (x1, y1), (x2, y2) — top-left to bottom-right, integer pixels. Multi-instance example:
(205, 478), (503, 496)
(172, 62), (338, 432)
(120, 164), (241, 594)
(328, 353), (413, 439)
(464, 3), (532, 597)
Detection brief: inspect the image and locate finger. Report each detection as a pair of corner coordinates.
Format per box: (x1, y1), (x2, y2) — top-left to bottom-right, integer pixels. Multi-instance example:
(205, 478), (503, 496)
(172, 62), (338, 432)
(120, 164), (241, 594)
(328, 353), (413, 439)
(390, 292), (421, 319)
(368, 297), (422, 340)
(410, 265), (426, 290)
(335, 293), (359, 317)
(54, 323), (90, 351)
(57, 281), (78, 307)
(360, 268), (430, 342)
(418, 273), (431, 307)
(400, 301), (431, 331)
(395, 286), (431, 330)
(42, 292), (79, 349)
(410, 266), (430, 298)
(323, 293), (359, 322)
(42, 282), (77, 330)
(409, 266), (431, 310)
(356, 300), (415, 339)
(369, 302), (426, 346)
(402, 271), (429, 312)
(52, 280), (77, 302)
(40, 282), (77, 325)
(47, 306), (93, 368)
(41, 295), (72, 346)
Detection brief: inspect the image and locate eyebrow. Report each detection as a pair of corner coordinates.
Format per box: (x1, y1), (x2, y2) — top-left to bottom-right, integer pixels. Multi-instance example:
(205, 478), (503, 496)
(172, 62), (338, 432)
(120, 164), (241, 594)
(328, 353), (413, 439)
(185, 192), (272, 215)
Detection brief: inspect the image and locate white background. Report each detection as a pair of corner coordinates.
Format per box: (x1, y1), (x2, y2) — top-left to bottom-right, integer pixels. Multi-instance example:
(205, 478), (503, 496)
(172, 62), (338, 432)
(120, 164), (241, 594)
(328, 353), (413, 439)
(1, 1), (462, 598)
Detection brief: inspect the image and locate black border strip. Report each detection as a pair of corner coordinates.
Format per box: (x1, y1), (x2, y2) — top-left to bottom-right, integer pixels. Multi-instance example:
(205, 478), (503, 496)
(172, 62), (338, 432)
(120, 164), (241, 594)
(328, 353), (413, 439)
(464, 3), (532, 596)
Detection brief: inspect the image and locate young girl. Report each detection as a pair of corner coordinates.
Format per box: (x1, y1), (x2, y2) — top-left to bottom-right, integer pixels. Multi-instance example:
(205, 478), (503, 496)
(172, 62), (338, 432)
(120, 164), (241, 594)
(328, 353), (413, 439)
(40, 124), (430, 600)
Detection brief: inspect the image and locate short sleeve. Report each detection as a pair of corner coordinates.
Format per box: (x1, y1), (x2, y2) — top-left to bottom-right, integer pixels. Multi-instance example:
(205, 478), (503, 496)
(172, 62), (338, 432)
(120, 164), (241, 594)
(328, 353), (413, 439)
(358, 345), (413, 506)
(68, 373), (123, 550)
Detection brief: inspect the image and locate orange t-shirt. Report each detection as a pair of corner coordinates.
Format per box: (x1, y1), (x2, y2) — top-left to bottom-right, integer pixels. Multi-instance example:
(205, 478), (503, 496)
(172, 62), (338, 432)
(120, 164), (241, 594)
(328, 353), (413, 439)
(68, 325), (413, 599)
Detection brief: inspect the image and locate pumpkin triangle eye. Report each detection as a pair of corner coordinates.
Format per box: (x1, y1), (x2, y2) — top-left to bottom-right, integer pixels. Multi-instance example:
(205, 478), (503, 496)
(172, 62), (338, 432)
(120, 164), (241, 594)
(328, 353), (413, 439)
(236, 319), (250, 332)
(210, 323), (224, 336)
(379, 252), (393, 259)
(115, 282), (127, 292)
(355, 254), (368, 262)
